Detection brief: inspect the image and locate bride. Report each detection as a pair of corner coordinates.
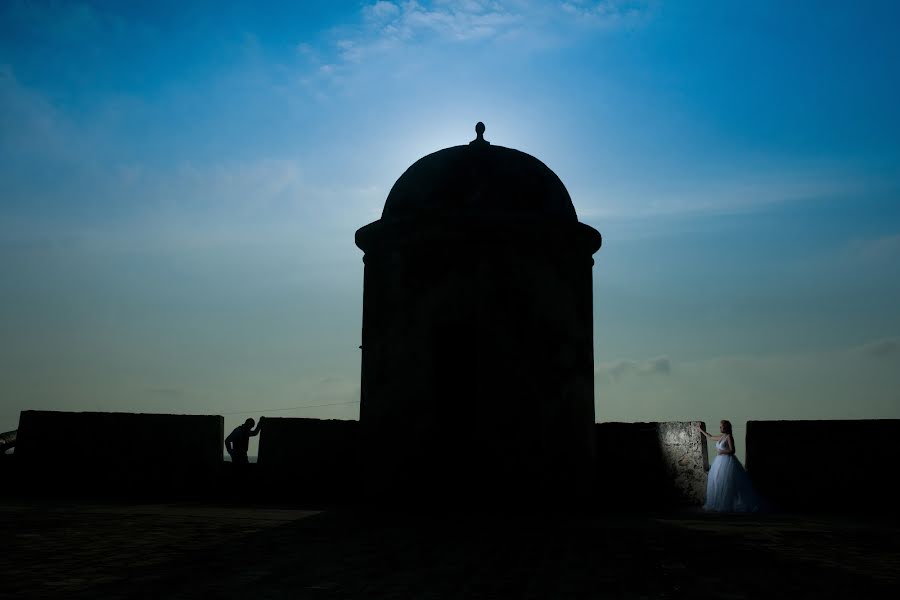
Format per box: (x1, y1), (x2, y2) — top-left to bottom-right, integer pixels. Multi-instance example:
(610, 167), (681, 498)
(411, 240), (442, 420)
(697, 420), (761, 512)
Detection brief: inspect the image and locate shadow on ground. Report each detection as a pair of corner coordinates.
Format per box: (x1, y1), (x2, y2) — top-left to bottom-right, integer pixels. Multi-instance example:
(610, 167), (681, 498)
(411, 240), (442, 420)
(2, 501), (899, 599)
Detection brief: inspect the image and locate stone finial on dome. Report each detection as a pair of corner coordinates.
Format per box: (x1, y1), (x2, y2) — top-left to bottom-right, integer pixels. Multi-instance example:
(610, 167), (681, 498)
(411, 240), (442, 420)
(470, 121), (490, 146)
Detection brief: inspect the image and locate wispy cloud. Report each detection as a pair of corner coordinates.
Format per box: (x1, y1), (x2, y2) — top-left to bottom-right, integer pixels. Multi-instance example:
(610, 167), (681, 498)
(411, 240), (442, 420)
(147, 388), (182, 397)
(0, 65), (73, 161)
(560, 0), (656, 27)
(854, 338), (900, 359)
(365, 0), (523, 43)
(596, 341), (900, 424)
(845, 234), (900, 263)
(577, 169), (874, 221)
(303, 0), (655, 86)
(309, 0), (523, 79)
(597, 355), (671, 381)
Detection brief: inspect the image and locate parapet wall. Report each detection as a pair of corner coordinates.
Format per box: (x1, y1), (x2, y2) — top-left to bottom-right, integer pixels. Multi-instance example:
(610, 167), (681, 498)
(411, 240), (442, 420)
(746, 419), (900, 512)
(256, 417), (360, 503)
(255, 419), (711, 508)
(15, 410), (223, 498)
(595, 421), (708, 508)
(13, 413), (899, 513)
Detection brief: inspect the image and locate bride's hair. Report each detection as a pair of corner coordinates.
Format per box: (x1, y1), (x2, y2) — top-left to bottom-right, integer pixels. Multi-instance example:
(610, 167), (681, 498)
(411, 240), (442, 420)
(720, 420), (733, 434)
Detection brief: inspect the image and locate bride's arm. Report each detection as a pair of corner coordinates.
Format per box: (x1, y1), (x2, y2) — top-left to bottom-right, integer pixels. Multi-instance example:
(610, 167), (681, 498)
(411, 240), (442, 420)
(695, 425), (722, 441)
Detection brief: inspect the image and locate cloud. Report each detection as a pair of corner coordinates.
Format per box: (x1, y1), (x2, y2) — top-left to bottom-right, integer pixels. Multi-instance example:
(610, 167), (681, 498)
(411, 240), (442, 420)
(310, 0), (655, 83)
(147, 388), (182, 397)
(577, 169), (874, 221)
(364, 1), (402, 22)
(393, 1), (522, 42)
(646, 355), (671, 374)
(845, 234), (900, 262)
(597, 355), (671, 381)
(596, 344), (900, 425)
(0, 65), (73, 161)
(296, 42), (316, 57)
(333, 39), (363, 63)
(854, 338), (900, 359)
(344, 0), (523, 63)
(605, 360), (637, 379)
(560, 0), (656, 27)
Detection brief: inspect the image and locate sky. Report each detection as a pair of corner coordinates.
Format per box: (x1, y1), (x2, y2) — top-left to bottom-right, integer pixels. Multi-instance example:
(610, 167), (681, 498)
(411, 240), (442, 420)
(2, 1), (899, 459)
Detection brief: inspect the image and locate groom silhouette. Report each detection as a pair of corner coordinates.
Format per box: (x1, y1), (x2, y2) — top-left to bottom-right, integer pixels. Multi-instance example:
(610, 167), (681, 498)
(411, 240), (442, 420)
(225, 417), (264, 464)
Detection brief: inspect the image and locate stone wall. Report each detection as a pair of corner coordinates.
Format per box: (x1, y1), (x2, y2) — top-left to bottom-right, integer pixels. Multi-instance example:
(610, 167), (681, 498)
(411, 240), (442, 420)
(16, 413), (899, 513)
(255, 418), (709, 508)
(595, 421), (708, 508)
(746, 419), (900, 512)
(14, 410), (223, 498)
(256, 417), (360, 503)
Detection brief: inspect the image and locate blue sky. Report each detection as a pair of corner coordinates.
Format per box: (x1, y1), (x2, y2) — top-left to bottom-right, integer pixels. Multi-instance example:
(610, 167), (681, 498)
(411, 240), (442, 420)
(2, 1), (899, 457)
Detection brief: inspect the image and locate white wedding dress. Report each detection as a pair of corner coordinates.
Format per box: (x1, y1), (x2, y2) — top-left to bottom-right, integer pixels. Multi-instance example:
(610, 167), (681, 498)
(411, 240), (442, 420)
(703, 434), (761, 512)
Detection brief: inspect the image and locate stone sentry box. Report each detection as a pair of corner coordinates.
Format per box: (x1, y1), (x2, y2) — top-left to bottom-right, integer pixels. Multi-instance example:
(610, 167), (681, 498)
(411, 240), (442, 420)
(355, 124), (602, 504)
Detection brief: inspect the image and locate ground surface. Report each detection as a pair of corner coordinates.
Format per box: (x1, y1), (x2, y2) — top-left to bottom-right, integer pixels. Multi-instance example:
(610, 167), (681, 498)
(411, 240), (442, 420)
(1, 501), (898, 599)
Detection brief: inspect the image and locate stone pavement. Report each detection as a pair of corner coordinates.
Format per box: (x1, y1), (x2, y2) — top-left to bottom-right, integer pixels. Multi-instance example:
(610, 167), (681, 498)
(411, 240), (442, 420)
(1, 501), (898, 599)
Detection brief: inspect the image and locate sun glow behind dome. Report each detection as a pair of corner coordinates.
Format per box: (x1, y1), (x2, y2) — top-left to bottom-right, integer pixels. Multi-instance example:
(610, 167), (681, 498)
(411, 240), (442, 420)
(379, 104), (552, 180)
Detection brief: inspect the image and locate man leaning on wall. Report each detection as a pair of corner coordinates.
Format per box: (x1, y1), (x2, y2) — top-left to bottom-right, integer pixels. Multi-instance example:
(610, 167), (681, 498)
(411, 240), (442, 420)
(225, 417), (264, 464)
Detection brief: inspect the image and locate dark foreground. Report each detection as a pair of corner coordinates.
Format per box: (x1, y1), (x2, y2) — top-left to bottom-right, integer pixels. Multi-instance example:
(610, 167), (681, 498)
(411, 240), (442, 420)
(1, 501), (898, 599)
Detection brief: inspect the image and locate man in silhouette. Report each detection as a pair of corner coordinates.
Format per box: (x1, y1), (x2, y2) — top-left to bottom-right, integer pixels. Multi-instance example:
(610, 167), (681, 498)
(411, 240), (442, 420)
(225, 417), (264, 464)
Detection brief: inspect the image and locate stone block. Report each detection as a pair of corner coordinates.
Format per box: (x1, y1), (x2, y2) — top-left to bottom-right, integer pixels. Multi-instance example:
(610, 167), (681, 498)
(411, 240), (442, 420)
(0, 429), (15, 453)
(14, 410), (223, 498)
(256, 417), (360, 503)
(595, 421), (708, 507)
(746, 419), (900, 512)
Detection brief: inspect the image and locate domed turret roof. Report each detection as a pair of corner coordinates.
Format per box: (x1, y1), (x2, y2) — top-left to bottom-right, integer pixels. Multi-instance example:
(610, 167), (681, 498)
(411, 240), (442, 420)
(381, 123), (577, 222)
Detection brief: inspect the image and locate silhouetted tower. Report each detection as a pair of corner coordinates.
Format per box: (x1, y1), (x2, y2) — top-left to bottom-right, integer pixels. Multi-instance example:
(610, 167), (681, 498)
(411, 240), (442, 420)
(355, 123), (602, 504)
